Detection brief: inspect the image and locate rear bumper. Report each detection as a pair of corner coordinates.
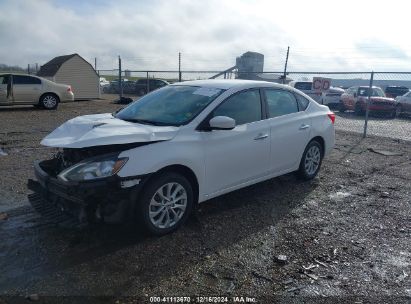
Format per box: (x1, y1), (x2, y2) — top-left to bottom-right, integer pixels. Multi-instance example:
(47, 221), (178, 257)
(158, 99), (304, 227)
(60, 92), (74, 102)
(28, 160), (148, 224)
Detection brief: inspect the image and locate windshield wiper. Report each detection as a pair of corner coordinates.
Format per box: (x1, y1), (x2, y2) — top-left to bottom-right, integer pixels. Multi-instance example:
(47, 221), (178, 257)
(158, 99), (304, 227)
(119, 118), (171, 126)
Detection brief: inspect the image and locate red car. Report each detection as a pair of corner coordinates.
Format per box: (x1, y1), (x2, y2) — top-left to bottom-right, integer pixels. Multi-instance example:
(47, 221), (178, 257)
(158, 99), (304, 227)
(339, 86), (397, 116)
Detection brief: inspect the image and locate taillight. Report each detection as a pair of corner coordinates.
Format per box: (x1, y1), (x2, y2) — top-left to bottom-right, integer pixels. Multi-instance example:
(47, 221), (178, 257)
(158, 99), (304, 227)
(327, 112), (335, 124)
(67, 86), (72, 92)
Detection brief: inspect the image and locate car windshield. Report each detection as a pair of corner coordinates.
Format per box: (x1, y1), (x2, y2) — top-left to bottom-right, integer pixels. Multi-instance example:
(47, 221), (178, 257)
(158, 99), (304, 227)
(358, 87), (385, 97)
(115, 85), (224, 126)
(294, 82), (312, 90)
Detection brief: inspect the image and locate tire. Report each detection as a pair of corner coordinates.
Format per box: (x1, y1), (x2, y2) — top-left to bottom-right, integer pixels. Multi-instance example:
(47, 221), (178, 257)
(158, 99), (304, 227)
(338, 101), (346, 113)
(138, 88), (146, 96)
(137, 172), (194, 235)
(354, 103), (363, 116)
(297, 140), (323, 180)
(40, 93), (59, 110)
(395, 105), (402, 118)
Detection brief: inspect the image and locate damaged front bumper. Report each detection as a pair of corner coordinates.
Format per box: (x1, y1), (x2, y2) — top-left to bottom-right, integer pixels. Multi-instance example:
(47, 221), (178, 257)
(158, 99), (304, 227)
(28, 160), (148, 225)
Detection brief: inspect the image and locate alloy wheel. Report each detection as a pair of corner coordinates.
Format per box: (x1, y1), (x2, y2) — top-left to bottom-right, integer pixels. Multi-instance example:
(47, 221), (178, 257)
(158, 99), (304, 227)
(148, 182), (187, 229)
(304, 145), (321, 176)
(43, 95), (57, 108)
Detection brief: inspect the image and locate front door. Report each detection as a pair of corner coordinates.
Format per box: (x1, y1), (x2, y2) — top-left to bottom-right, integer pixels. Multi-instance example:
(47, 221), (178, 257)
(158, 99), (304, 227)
(0, 75), (12, 103)
(202, 89), (271, 196)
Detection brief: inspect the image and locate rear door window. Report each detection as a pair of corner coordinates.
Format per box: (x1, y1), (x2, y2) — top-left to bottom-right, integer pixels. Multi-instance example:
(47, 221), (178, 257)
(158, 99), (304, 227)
(13, 75), (41, 85)
(264, 89), (299, 118)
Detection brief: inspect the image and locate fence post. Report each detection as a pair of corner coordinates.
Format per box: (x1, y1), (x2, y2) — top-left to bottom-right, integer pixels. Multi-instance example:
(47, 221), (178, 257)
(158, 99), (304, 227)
(282, 46), (290, 84)
(146, 72), (150, 93)
(118, 56), (123, 100)
(363, 71), (374, 138)
(178, 52), (182, 82)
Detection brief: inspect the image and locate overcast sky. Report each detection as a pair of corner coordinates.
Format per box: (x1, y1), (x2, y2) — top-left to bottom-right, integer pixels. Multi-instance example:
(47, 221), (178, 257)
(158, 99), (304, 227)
(0, 0), (410, 72)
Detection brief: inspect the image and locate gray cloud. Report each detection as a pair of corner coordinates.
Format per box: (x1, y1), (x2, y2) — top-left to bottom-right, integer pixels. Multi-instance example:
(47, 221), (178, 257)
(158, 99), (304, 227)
(1, 0), (410, 73)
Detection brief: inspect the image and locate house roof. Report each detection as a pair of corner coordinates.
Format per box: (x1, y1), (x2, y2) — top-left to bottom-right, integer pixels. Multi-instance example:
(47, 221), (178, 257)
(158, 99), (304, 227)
(37, 54), (78, 77)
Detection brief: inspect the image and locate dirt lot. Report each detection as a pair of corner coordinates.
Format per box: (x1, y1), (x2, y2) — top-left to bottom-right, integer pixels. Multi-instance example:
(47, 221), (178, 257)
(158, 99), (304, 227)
(0, 96), (410, 303)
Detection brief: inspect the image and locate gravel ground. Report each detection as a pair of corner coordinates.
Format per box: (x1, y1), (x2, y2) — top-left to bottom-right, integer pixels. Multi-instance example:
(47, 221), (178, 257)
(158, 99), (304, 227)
(0, 96), (410, 303)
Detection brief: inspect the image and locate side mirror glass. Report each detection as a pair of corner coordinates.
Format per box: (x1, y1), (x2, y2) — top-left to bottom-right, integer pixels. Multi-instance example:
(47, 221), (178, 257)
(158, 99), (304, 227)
(209, 116), (236, 130)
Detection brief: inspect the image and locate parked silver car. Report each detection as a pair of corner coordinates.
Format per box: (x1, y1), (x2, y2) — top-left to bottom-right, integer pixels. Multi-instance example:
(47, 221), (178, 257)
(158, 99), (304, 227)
(0, 74), (74, 109)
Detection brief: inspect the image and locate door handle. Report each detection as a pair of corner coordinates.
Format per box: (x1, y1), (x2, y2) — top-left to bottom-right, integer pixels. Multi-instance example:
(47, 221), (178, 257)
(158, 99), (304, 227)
(299, 124), (310, 130)
(254, 133), (269, 140)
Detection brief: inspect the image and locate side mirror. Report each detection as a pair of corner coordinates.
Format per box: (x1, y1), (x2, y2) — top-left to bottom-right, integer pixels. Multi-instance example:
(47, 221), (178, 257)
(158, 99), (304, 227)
(209, 116), (236, 130)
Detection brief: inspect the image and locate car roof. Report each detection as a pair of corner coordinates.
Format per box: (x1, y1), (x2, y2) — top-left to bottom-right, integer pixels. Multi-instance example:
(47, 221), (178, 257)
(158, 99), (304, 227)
(172, 79), (289, 90)
(354, 86), (382, 89)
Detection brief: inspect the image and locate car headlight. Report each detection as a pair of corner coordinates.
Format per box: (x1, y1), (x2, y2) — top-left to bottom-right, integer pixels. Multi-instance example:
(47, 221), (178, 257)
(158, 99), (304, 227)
(58, 154), (128, 182)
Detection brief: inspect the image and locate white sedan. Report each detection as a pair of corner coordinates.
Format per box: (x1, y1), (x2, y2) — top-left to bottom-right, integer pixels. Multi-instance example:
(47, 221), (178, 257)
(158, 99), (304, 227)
(29, 80), (335, 235)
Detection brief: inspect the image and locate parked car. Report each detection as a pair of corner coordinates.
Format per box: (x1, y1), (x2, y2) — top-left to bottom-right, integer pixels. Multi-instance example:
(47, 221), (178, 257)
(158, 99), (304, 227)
(340, 86), (397, 116)
(395, 90), (411, 116)
(135, 78), (169, 96)
(384, 86), (409, 99)
(0, 73), (74, 109)
(99, 77), (110, 87)
(320, 87), (345, 109)
(288, 81), (322, 102)
(28, 80), (335, 235)
(103, 80), (138, 94)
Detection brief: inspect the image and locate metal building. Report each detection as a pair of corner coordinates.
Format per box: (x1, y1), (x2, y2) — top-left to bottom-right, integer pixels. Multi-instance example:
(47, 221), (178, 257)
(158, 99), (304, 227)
(236, 51), (264, 79)
(37, 54), (100, 100)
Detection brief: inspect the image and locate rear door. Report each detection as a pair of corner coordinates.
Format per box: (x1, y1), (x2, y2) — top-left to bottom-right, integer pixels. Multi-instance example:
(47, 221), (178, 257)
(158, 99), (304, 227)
(263, 89), (311, 173)
(12, 75), (42, 103)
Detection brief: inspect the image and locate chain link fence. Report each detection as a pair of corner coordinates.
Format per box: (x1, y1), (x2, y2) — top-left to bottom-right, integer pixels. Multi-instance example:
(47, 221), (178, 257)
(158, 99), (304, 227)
(97, 68), (411, 141)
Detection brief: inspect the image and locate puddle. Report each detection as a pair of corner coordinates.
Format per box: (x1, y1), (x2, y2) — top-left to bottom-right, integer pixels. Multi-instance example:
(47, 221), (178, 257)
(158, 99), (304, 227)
(0, 148), (7, 156)
(329, 191), (352, 201)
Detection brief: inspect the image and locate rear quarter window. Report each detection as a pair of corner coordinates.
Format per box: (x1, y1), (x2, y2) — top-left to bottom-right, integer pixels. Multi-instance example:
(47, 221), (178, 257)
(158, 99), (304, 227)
(294, 93), (310, 111)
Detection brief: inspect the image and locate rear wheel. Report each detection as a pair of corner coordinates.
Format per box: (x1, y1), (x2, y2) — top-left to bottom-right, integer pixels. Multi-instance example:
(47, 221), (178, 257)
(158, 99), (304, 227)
(297, 140), (323, 180)
(338, 101), (346, 113)
(138, 88), (146, 96)
(395, 105), (402, 118)
(40, 93), (59, 110)
(137, 172), (194, 235)
(354, 103), (363, 116)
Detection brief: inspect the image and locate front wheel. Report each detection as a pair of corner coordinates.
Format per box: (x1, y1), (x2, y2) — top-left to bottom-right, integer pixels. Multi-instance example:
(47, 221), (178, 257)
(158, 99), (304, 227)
(40, 94), (59, 110)
(297, 140), (323, 180)
(395, 105), (402, 118)
(338, 101), (346, 113)
(137, 172), (194, 235)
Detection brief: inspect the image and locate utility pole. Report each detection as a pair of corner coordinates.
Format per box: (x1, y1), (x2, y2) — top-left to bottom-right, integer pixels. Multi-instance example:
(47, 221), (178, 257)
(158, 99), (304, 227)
(27, 64), (30, 75)
(118, 55), (123, 100)
(35, 63), (38, 74)
(282, 46), (290, 84)
(94, 57), (97, 70)
(178, 52), (182, 82)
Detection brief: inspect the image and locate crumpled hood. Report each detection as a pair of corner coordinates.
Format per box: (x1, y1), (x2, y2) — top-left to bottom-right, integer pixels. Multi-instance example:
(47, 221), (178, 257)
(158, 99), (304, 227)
(41, 113), (180, 148)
